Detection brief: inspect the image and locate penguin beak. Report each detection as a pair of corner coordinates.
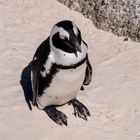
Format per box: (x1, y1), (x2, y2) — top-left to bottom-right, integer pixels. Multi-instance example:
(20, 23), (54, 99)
(65, 38), (82, 53)
(75, 41), (82, 53)
(63, 32), (82, 54)
(69, 34), (82, 53)
(73, 41), (82, 57)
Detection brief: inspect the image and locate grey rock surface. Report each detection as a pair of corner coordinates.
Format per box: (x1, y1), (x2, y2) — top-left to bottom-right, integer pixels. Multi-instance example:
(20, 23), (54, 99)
(58, 0), (140, 42)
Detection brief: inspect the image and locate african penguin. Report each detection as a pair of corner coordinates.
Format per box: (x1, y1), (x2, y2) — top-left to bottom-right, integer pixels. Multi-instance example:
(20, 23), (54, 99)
(31, 20), (92, 126)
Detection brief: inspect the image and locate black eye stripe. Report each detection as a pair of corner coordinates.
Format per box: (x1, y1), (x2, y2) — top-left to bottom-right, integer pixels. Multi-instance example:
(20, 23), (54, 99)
(52, 33), (76, 53)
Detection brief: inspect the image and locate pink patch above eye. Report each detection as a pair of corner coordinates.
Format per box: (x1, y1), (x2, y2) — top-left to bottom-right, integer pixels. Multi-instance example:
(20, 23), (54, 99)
(60, 35), (68, 40)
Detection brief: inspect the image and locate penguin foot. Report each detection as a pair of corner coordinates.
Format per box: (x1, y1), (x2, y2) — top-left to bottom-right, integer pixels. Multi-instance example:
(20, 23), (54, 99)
(44, 106), (68, 126)
(69, 99), (90, 120)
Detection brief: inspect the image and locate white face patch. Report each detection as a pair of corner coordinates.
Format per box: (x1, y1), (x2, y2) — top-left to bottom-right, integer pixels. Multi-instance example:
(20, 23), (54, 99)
(59, 28), (69, 40)
(50, 25), (70, 40)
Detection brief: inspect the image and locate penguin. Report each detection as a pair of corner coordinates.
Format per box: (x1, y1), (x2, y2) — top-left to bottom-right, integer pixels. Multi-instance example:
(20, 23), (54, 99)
(31, 20), (92, 126)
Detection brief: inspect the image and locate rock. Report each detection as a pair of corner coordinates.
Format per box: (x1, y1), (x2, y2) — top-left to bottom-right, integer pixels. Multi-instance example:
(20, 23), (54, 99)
(58, 0), (140, 42)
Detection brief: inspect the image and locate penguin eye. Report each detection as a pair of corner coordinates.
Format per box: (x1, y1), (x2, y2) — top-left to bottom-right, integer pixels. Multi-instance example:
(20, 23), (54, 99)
(64, 37), (69, 42)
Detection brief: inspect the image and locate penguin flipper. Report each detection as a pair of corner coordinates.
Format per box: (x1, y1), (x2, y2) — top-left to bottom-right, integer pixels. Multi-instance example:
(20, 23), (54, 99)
(31, 60), (40, 106)
(83, 57), (92, 86)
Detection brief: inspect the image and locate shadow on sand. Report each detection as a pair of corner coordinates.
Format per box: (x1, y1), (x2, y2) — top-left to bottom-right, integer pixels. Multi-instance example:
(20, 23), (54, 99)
(20, 62), (33, 110)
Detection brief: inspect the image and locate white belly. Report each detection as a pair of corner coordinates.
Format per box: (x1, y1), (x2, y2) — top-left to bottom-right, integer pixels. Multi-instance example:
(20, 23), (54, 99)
(37, 63), (86, 109)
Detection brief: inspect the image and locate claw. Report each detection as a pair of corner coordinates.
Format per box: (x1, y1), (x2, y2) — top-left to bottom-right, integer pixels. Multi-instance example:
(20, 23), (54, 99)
(80, 86), (84, 90)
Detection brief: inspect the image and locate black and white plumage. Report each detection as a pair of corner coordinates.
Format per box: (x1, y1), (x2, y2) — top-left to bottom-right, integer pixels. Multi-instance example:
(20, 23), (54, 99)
(31, 20), (92, 126)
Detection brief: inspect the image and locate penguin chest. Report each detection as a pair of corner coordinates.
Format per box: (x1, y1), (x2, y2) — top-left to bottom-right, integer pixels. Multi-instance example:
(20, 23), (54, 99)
(37, 63), (86, 109)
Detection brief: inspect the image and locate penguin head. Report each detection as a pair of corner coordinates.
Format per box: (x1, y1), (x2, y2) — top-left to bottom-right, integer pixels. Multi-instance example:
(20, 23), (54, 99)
(50, 20), (82, 56)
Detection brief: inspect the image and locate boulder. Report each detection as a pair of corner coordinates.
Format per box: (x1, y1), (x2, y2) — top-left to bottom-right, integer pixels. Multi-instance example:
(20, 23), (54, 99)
(58, 0), (140, 42)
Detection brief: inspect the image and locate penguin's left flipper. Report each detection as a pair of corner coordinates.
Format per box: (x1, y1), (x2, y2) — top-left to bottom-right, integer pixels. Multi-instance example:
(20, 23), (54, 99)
(31, 60), (40, 106)
(83, 57), (92, 86)
(69, 99), (90, 121)
(44, 106), (68, 126)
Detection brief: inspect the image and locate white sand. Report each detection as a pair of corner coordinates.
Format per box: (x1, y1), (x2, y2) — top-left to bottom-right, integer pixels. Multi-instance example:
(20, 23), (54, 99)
(0, 0), (140, 140)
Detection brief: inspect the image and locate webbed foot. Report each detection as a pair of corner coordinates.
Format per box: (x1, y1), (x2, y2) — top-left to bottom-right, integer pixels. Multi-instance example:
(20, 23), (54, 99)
(69, 99), (90, 121)
(44, 106), (68, 126)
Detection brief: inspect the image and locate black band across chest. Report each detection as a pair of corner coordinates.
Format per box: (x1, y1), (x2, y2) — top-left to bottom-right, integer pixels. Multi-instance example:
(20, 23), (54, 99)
(54, 56), (87, 70)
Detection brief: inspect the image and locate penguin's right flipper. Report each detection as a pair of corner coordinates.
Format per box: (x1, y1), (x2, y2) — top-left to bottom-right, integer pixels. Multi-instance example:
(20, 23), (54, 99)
(31, 60), (40, 106)
(44, 106), (68, 126)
